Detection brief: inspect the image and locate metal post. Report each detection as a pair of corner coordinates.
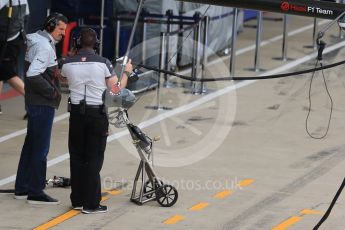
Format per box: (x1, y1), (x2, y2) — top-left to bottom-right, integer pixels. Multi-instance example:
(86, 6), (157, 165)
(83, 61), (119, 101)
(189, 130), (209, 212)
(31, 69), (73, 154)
(145, 33), (172, 110)
(312, 18), (318, 50)
(164, 10), (173, 85)
(177, 2), (185, 66)
(190, 13), (202, 94)
(191, 12), (200, 81)
(103, 0), (145, 104)
(100, 0), (105, 56)
(116, 20), (121, 58)
(282, 14), (288, 61)
(192, 18), (202, 94)
(157, 33), (165, 109)
(118, 0), (145, 82)
(200, 16), (209, 94)
(254, 11), (263, 72)
(142, 16), (147, 65)
(230, 8), (238, 77)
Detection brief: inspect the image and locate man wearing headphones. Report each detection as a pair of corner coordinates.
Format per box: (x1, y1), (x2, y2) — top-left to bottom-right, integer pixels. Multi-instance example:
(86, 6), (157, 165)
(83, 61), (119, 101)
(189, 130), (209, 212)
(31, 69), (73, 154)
(61, 28), (133, 213)
(14, 13), (68, 204)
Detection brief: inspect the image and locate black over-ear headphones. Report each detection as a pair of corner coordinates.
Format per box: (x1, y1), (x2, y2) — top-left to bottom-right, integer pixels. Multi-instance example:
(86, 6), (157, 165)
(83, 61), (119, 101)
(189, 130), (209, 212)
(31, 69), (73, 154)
(44, 12), (65, 33)
(75, 28), (100, 51)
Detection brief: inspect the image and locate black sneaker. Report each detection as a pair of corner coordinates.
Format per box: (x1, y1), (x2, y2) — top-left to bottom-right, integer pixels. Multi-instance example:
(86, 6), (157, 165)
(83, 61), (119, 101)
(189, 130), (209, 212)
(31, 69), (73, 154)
(27, 193), (60, 205)
(82, 205), (107, 214)
(0, 104), (2, 114)
(14, 192), (28, 200)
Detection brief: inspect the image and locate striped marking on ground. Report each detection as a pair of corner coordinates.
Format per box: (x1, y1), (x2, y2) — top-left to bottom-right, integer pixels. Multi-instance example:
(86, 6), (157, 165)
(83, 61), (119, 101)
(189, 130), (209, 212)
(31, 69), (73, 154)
(163, 215), (185, 225)
(238, 179), (255, 187)
(164, 178), (255, 224)
(105, 189), (123, 196)
(272, 216), (302, 230)
(189, 202), (209, 211)
(213, 189), (233, 199)
(299, 209), (323, 215)
(271, 209), (324, 230)
(33, 209), (82, 230)
(33, 190), (121, 230)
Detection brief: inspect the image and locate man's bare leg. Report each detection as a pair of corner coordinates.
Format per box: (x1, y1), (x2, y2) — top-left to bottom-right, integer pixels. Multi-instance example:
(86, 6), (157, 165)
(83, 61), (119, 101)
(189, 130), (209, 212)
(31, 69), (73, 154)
(8, 76), (25, 95)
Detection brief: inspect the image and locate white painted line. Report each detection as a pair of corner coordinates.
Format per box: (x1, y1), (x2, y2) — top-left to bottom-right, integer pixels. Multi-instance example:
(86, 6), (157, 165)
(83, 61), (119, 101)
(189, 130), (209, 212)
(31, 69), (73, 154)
(0, 20), (327, 144)
(1, 39), (344, 187)
(0, 129), (27, 144)
(0, 175), (16, 188)
(0, 113), (70, 144)
(160, 121), (172, 146)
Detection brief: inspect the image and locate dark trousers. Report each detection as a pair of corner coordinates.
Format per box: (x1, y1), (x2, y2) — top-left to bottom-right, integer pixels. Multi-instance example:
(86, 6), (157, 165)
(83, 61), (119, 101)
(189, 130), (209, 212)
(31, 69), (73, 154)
(69, 108), (108, 209)
(15, 105), (55, 196)
(0, 36), (24, 81)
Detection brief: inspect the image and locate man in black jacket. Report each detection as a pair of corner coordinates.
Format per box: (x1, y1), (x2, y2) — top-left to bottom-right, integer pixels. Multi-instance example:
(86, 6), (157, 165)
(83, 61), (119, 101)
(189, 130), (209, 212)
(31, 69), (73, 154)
(14, 12), (68, 204)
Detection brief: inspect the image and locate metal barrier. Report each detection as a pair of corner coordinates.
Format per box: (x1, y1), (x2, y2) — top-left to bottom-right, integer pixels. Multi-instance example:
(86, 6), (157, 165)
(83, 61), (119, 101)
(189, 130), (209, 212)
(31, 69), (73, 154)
(200, 15), (210, 94)
(312, 18), (318, 50)
(191, 12), (202, 94)
(230, 8), (239, 77)
(115, 8), (338, 110)
(145, 32), (172, 111)
(146, 13), (210, 109)
(164, 10), (174, 84)
(114, 10), (196, 64)
(282, 14), (289, 61)
(254, 11), (263, 72)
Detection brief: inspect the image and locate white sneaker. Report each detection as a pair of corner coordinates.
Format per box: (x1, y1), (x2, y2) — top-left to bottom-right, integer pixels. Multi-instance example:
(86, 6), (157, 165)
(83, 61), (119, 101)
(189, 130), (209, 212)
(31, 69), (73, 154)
(14, 192), (28, 200)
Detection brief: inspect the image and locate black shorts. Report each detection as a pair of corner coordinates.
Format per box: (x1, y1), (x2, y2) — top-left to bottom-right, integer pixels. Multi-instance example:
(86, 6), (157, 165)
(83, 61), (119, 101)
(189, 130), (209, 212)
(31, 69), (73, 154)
(0, 36), (24, 81)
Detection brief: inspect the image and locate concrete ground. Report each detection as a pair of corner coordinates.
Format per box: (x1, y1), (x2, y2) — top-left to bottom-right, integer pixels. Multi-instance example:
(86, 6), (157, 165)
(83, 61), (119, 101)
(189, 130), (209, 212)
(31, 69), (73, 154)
(1, 13), (345, 229)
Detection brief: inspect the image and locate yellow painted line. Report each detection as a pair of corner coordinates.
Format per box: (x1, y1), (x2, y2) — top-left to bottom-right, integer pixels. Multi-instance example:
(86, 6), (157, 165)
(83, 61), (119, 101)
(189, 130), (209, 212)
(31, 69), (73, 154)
(105, 189), (123, 196)
(101, 196), (109, 202)
(189, 202), (209, 211)
(34, 196), (109, 230)
(271, 216), (302, 230)
(163, 215), (185, 225)
(300, 209), (324, 215)
(238, 179), (255, 187)
(33, 210), (81, 230)
(213, 190), (233, 199)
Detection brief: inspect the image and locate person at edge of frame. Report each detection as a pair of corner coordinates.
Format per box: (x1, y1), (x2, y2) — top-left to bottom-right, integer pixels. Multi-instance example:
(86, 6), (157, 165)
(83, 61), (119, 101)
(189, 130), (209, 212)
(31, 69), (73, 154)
(0, 0), (29, 114)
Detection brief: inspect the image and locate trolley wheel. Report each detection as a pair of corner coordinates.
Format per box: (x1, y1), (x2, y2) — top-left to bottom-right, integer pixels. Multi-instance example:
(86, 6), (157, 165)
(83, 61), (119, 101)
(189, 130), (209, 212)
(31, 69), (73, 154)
(143, 179), (164, 198)
(156, 184), (178, 207)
